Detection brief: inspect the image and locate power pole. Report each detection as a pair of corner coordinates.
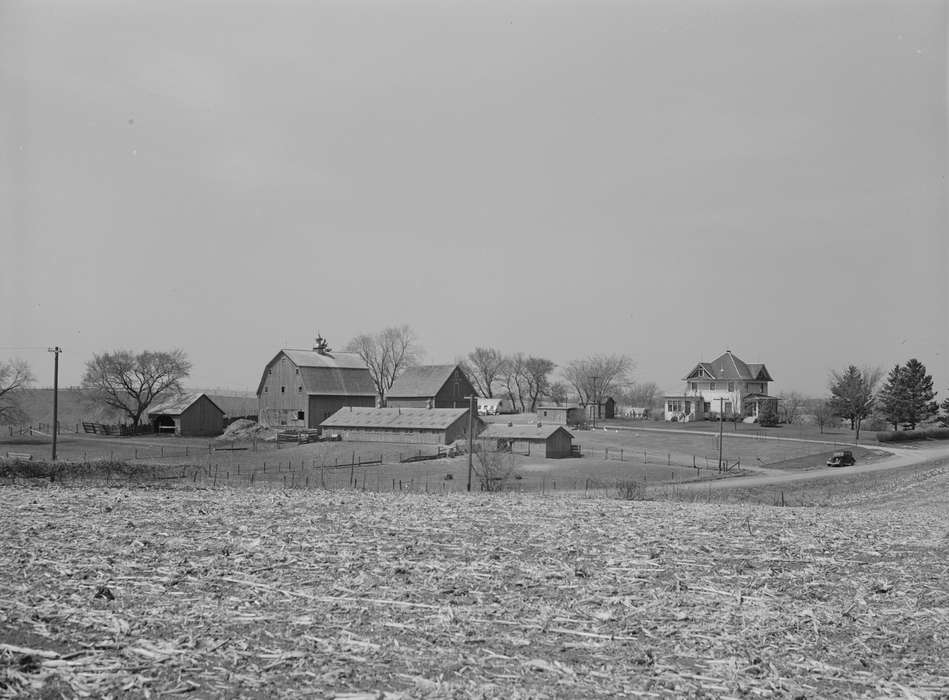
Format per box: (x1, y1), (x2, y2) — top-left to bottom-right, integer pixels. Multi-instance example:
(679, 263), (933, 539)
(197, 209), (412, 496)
(718, 397), (725, 472)
(466, 394), (476, 492)
(48, 346), (61, 461)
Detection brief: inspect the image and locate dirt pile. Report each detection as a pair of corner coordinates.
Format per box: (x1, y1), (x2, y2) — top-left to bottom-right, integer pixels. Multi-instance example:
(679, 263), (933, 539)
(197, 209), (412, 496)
(216, 420), (277, 442)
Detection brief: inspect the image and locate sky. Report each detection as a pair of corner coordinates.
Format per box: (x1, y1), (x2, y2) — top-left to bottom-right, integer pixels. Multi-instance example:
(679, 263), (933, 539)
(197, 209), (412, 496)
(2, 0), (947, 398)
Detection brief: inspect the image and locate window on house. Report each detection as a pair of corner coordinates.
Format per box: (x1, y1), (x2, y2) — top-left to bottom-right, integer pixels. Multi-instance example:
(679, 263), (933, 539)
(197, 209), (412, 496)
(704, 402), (711, 412)
(709, 383), (716, 391)
(728, 382), (735, 392)
(297, 411), (304, 420)
(281, 386), (285, 393)
(298, 386), (302, 393)
(690, 382), (697, 391)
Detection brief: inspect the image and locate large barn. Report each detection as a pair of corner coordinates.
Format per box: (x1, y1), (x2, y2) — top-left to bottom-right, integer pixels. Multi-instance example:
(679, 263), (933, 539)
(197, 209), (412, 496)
(479, 422), (575, 458)
(257, 336), (377, 428)
(148, 393), (224, 437)
(385, 364), (476, 408)
(320, 407), (481, 445)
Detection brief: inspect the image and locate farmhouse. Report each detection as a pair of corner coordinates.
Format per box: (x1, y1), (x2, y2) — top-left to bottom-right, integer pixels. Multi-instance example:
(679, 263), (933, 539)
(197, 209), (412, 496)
(320, 407), (481, 445)
(479, 422), (575, 458)
(257, 336), (376, 429)
(148, 393), (224, 437)
(385, 364), (476, 409)
(535, 404), (585, 426)
(664, 350), (777, 422)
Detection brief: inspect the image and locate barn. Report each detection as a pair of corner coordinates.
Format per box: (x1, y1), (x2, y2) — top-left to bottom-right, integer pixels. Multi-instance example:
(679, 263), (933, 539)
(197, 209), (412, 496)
(385, 364), (476, 409)
(206, 394), (258, 425)
(535, 404), (585, 426)
(479, 422), (575, 458)
(148, 393), (224, 437)
(320, 407), (481, 445)
(257, 336), (377, 428)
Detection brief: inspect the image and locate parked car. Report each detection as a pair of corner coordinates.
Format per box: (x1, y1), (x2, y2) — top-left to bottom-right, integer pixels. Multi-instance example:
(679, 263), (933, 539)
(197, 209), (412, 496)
(826, 450), (855, 467)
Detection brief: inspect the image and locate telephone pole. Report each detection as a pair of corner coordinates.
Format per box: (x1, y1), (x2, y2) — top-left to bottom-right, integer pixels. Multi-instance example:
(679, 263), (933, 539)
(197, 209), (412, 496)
(48, 346), (61, 461)
(718, 397), (725, 472)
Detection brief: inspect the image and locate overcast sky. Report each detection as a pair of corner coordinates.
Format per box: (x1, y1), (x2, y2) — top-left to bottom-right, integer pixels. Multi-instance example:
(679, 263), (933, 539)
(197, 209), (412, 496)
(2, 0), (947, 398)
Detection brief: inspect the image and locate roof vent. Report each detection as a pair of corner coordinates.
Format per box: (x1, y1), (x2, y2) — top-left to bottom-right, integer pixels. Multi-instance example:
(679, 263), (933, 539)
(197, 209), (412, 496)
(313, 334), (331, 354)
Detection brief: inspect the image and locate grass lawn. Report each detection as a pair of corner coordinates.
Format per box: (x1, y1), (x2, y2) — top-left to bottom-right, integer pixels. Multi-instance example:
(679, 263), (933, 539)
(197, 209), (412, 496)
(1, 470), (947, 698)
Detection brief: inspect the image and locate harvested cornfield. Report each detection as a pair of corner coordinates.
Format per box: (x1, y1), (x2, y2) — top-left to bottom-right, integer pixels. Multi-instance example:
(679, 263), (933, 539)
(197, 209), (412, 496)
(1, 475), (947, 698)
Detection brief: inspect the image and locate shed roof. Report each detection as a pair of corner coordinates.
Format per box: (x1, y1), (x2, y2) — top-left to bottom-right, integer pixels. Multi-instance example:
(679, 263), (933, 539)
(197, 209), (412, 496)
(386, 365), (465, 398)
(321, 407), (473, 430)
(480, 423), (574, 440)
(536, 404), (581, 411)
(206, 395), (258, 417)
(683, 351), (773, 382)
(148, 392), (223, 417)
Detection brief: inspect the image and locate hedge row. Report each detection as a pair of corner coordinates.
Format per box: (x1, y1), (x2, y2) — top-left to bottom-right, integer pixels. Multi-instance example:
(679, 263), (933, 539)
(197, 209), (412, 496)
(876, 427), (949, 443)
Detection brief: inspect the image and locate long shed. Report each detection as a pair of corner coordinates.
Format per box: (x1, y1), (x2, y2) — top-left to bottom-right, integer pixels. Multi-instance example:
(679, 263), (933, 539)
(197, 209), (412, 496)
(535, 404), (585, 426)
(320, 407), (481, 445)
(147, 393), (224, 437)
(479, 423), (575, 458)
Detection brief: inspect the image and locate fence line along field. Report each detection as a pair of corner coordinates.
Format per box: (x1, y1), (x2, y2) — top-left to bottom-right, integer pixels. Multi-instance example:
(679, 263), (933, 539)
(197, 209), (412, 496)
(1, 466), (947, 698)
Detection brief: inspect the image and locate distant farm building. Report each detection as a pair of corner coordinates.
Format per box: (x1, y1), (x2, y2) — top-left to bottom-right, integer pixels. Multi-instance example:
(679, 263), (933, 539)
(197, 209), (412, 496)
(584, 396), (616, 421)
(479, 423), (575, 458)
(320, 407), (481, 445)
(535, 404), (585, 426)
(385, 365), (476, 409)
(206, 394), (258, 424)
(257, 336), (376, 429)
(477, 397), (514, 415)
(148, 393), (224, 437)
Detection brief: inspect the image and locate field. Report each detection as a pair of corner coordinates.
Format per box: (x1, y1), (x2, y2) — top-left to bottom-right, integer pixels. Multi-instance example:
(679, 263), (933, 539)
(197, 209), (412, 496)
(2, 462), (948, 698)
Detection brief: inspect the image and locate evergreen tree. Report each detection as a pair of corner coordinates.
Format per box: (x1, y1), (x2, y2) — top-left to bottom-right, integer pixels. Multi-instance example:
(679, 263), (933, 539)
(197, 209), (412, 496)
(940, 396), (949, 427)
(878, 363), (906, 430)
(897, 358), (937, 429)
(828, 365), (881, 441)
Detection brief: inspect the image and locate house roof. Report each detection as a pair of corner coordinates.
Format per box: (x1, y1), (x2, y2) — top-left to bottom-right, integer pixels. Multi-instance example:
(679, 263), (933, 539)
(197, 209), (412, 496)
(536, 404), (581, 411)
(321, 407), (473, 430)
(682, 351), (773, 382)
(480, 423), (574, 441)
(257, 349), (376, 397)
(148, 392), (223, 417)
(386, 364), (468, 398)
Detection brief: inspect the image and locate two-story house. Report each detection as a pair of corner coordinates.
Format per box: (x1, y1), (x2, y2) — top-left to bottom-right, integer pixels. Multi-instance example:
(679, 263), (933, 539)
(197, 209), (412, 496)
(664, 350), (777, 422)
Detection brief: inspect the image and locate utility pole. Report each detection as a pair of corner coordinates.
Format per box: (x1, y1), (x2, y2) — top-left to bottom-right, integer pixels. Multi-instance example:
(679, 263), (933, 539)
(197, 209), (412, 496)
(48, 346), (61, 461)
(591, 375), (599, 429)
(718, 397), (725, 472)
(466, 394), (476, 492)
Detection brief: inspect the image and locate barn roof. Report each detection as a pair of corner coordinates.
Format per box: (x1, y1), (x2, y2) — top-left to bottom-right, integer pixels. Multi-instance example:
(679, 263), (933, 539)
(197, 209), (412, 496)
(386, 365), (465, 398)
(480, 423), (574, 440)
(683, 351), (773, 382)
(257, 349), (376, 397)
(206, 395), (258, 417)
(148, 392), (223, 417)
(321, 407), (473, 430)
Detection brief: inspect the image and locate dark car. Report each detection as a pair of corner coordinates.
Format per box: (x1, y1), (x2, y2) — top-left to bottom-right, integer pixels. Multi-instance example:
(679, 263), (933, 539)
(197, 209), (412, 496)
(826, 450), (855, 467)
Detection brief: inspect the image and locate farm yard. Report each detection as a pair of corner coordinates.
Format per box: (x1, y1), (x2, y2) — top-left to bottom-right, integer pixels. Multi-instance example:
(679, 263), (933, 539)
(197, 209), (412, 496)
(1, 462), (948, 698)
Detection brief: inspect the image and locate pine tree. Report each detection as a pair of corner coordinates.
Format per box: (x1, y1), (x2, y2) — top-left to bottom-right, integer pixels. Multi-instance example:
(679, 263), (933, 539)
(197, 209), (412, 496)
(878, 363), (906, 430)
(897, 358), (937, 429)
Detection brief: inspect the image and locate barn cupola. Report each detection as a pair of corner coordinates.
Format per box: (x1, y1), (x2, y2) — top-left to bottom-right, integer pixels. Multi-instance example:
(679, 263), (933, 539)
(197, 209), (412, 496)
(313, 334), (331, 354)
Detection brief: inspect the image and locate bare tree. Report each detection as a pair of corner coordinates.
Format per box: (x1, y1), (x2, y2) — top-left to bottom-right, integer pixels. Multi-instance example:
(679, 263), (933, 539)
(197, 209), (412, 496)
(624, 381), (660, 410)
(462, 347), (506, 398)
(779, 391), (806, 424)
(82, 349), (191, 426)
(562, 354), (635, 405)
(498, 354), (525, 412)
(808, 398), (837, 435)
(0, 358), (35, 424)
(521, 356), (556, 412)
(346, 325), (424, 402)
(474, 440), (517, 492)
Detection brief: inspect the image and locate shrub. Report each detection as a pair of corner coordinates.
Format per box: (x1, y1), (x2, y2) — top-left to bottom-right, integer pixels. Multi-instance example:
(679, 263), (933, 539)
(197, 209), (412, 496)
(615, 479), (647, 500)
(877, 427), (949, 443)
(757, 402), (780, 427)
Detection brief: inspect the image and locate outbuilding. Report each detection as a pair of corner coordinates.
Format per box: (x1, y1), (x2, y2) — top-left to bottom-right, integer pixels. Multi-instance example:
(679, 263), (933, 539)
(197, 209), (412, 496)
(385, 364), (476, 409)
(479, 423), (575, 458)
(320, 407), (481, 445)
(535, 404), (585, 426)
(148, 393), (224, 437)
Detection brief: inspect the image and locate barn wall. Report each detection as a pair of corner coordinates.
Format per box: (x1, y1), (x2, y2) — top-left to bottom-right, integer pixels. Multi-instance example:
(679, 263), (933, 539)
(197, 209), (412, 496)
(385, 398), (430, 409)
(308, 395), (376, 428)
(258, 354), (307, 427)
(546, 430), (573, 458)
(434, 367), (476, 408)
(330, 428), (446, 445)
(178, 396), (224, 437)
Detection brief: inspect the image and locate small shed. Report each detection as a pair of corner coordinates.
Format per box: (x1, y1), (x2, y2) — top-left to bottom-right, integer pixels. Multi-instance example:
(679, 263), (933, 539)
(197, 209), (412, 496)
(385, 365), (476, 409)
(479, 423), (575, 458)
(320, 407), (481, 445)
(148, 393), (224, 437)
(535, 404), (585, 426)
